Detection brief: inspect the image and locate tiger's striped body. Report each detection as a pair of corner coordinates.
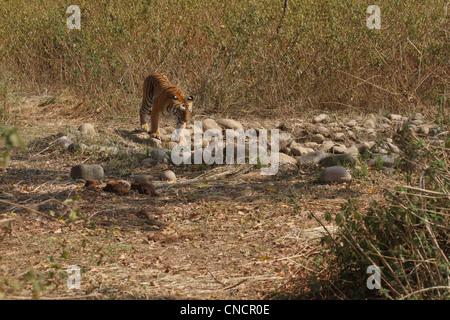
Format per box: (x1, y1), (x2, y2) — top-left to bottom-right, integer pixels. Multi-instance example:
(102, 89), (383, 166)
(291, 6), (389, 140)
(140, 73), (193, 146)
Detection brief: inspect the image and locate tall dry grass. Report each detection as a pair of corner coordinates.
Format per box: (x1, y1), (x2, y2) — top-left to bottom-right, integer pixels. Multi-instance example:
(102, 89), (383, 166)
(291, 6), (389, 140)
(0, 0), (448, 119)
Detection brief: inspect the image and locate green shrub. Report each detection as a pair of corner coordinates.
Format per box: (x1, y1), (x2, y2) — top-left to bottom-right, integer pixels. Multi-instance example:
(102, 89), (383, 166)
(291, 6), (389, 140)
(303, 115), (449, 299)
(1, 126), (24, 171)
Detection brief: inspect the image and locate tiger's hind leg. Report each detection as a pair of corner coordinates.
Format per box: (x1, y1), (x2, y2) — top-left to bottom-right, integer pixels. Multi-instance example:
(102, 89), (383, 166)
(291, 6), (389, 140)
(140, 100), (152, 132)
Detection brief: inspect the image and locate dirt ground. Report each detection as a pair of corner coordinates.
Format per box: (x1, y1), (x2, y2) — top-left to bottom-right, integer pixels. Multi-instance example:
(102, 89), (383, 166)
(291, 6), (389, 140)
(0, 96), (400, 300)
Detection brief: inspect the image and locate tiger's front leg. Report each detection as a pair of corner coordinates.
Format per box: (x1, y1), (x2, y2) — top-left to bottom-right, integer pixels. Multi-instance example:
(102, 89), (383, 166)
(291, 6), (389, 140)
(176, 121), (187, 147)
(149, 111), (161, 140)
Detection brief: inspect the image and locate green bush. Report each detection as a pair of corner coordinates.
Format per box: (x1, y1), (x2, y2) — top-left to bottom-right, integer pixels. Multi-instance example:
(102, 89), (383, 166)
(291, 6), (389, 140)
(304, 116), (449, 299)
(1, 126), (24, 171)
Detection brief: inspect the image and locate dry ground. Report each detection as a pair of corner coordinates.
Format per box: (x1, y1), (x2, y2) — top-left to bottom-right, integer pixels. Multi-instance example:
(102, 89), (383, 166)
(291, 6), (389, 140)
(0, 96), (401, 300)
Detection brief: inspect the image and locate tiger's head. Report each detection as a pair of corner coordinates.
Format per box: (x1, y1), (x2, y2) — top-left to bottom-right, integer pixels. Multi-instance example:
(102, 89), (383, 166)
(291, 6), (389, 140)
(169, 91), (194, 124)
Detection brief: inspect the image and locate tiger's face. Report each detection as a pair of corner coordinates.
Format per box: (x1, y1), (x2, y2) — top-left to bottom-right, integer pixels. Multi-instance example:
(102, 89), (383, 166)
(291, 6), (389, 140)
(171, 94), (194, 124)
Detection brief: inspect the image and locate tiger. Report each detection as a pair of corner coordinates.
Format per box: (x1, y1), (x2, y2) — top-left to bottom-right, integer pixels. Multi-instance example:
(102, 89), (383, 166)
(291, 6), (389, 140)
(139, 73), (193, 146)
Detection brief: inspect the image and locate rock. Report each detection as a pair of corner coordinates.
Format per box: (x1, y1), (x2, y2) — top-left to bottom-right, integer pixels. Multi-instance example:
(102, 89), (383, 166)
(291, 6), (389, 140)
(319, 154), (357, 167)
(149, 137), (163, 148)
(160, 170), (176, 181)
(319, 166), (352, 183)
(54, 136), (72, 148)
(304, 142), (319, 149)
(419, 125), (430, 135)
(358, 141), (375, 153)
(321, 141), (335, 152)
(368, 156), (395, 168)
(344, 146), (359, 157)
(167, 141), (178, 150)
(78, 123), (96, 136)
(346, 119), (357, 127)
(412, 113), (423, 121)
(411, 120), (423, 125)
(140, 158), (154, 167)
(217, 119), (244, 130)
(333, 132), (345, 141)
(389, 114), (402, 121)
(132, 174), (153, 184)
(330, 144), (347, 154)
(291, 145), (309, 156)
(70, 164), (104, 180)
(328, 122), (339, 128)
(68, 142), (88, 154)
(311, 134), (325, 144)
(278, 153), (297, 164)
(151, 149), (169, 162)
(202, 119), (222, 131)
(379, 123), (390, 130)
(297, 151), (327, 165)
(278, 138), (292, 153)
(363, 119), (376, 129)
(277, 123), (294, 132)
(225, 129), (242, 140)
(316, 126), (329, 134)
(387, 142), (400, 154)
(313, 114), (328, 123)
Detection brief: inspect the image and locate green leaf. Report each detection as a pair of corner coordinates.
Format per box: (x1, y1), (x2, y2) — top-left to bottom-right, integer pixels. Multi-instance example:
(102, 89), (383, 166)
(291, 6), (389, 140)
(61, 251), (69, 259)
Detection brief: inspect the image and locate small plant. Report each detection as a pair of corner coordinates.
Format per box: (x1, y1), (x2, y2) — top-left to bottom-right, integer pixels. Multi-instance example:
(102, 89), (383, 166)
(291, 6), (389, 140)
(353, 162), (369, 179)
(1, 126), (24, 171)
(300, 119), (449, 300)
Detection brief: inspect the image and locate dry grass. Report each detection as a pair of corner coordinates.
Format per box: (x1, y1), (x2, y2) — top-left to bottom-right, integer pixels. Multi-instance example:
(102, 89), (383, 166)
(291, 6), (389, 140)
(0, 0), (448, 121)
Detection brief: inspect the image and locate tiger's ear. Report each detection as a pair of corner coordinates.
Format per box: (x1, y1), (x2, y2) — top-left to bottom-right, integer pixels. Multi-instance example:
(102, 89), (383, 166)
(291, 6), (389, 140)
(187, 96), (194, 101)
(172, 95), (178, 100)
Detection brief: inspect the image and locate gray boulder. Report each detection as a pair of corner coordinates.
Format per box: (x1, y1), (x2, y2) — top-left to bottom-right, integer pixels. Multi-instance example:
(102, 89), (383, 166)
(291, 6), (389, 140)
(297, 151), (327, 165)
(320, 166), (352, 183)
(160, 170), (177, 181)
(319, 154), (357, 167)
(78, 123), (96, 136)
(70, 164), (104, 180)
